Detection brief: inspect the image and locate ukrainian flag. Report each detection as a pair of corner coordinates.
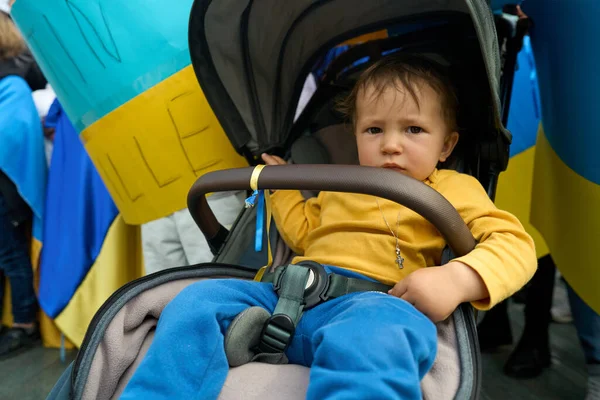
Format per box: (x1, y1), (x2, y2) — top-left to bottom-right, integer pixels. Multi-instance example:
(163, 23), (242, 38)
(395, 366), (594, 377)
(494, 35), (549, 260)
(522, 0), (600, 314)
(38, 99), (143, 347)
(10, 0), (247, 347)
(11, 0), (247, 226)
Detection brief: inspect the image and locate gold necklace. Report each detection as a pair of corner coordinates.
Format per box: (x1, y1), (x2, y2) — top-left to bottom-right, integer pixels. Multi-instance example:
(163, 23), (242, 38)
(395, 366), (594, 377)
(375, 199), (404, 269)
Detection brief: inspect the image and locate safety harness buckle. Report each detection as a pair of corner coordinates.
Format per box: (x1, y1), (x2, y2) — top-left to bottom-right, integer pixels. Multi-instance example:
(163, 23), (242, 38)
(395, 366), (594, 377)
(271, 261), (331, 309)
(258, 314), (295, 353)
(226, 261), (394, 365)
(259, 261), (330, 353)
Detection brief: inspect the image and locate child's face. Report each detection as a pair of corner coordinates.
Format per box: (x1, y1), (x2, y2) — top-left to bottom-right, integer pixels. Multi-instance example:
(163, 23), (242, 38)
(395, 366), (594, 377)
(354, 80), (459, 181)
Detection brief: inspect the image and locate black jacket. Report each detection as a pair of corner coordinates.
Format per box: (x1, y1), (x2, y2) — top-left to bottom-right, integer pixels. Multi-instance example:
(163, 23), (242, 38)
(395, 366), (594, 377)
(0, 170), (31, 226)
(0, 49), (47, 91)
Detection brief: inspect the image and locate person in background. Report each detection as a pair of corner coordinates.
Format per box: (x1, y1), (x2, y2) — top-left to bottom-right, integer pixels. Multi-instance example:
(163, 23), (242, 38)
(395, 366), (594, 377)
(32, 84), (57, 166)
(141, 192), (245, 275)
(0, 5), (46, 358)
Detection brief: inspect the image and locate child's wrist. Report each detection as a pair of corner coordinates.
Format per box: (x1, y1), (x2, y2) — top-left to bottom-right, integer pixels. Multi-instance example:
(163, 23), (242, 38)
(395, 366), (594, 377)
(444, 261), (489, 304)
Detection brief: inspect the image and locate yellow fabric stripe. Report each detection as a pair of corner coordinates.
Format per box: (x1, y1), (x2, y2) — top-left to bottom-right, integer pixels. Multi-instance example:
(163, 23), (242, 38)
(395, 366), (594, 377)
(2, 277), (15, 328)
(54, 215), (143, 347)
(495, 145), (549, 258)
(250, 165), (266, 191)
(341, 30), (388, 45)
(32, 238), (76, 348)
(81, 66), (248, 225)
(531, 126), (600, 313)
(254, 266), (267, 282)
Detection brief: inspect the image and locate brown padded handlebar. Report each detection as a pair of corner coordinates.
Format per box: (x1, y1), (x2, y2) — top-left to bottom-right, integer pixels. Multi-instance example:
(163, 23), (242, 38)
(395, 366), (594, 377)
(187, 165), (477, 257)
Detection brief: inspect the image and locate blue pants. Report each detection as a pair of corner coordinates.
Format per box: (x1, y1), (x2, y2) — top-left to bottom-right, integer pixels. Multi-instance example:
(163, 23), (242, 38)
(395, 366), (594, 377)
(567, 283), (600, 365)
(121, 275), (437, 399)
(0, 192), (37, 324)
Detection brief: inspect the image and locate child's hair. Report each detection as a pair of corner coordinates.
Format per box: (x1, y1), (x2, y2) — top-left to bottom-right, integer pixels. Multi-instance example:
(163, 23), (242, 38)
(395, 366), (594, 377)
(337, 53), (459, 133)
(0, 12), (25, 62)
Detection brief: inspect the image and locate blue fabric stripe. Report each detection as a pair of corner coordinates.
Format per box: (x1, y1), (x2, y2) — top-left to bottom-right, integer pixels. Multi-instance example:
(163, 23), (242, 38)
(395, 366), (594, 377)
(507, 36), (541, 158)
(255, 191), (265, 252)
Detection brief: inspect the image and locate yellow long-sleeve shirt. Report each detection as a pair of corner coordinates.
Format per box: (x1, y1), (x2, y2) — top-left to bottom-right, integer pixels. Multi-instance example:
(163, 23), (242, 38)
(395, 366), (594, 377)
(270, 168), (536, 310)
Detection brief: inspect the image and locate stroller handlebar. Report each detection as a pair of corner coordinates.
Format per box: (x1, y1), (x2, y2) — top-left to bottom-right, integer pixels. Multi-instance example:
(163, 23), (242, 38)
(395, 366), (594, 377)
(187, 164), (477, 257)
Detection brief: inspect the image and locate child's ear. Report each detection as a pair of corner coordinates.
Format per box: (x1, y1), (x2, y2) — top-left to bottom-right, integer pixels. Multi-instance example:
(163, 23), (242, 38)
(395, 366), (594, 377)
(439, 132), (459, 162)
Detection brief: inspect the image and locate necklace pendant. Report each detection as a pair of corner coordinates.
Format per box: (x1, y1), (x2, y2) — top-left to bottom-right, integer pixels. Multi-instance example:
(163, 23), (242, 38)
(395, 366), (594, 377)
(395, 248), (404, 269)
(395, 255), (404, 269)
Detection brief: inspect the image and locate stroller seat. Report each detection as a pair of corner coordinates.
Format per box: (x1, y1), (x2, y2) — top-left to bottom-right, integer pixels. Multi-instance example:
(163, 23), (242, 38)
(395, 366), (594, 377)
(45, 0), (527, 398)
(63, 270), (466, 399)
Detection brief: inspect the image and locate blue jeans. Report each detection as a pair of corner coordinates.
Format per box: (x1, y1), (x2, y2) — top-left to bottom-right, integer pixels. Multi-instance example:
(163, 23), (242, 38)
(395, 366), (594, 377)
(121, 275), (437, 399)
(567, 283), (600, 364)
(0, 192), (37, 324)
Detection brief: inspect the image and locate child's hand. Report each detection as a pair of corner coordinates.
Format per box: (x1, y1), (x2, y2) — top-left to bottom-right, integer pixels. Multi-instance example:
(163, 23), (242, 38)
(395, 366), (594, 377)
(261, 153), (287, 165)
(388, 261), (489, 322)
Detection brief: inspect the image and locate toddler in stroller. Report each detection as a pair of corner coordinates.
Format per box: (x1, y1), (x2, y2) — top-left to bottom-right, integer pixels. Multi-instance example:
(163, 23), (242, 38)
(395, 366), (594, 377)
(121, 53), (536, 400)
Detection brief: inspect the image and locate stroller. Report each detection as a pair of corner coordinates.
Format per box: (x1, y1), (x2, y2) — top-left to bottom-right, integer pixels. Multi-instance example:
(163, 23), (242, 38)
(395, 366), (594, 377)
(47, 0), (527, 399)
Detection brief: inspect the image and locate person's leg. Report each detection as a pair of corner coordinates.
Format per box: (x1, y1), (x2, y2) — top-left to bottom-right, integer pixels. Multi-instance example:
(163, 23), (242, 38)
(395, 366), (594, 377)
(120, 279), (278, 400)
(141, 212), (187, 275)
(0, 272), (6, 335)
(551, 271), (573, 323)
(1, 222), (37, 325)
(288, 292), (437, 400)
(477, 299), (513, 351)
(587, 363), (600, 400)
(566, 282), (600, 399)
(174, 207), (213, 265)
(0, 195), (38, 357)
(504, 254), (555, 378)
(0, 272), (4, 324)
(178, 191), (245, 265)
(567, 283), (600, 365)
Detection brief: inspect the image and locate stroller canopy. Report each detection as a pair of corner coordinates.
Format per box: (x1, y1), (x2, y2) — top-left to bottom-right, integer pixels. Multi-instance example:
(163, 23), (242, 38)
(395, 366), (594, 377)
(188, 0), (509, 158)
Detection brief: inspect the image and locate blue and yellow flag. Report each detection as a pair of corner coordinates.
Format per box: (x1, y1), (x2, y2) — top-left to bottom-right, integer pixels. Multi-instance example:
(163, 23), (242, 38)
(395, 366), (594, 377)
(522, 0), (600, 313)
(11, 0), (247, 226)
(39, 100), (143, 346)
(494, 35), (549, 259)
